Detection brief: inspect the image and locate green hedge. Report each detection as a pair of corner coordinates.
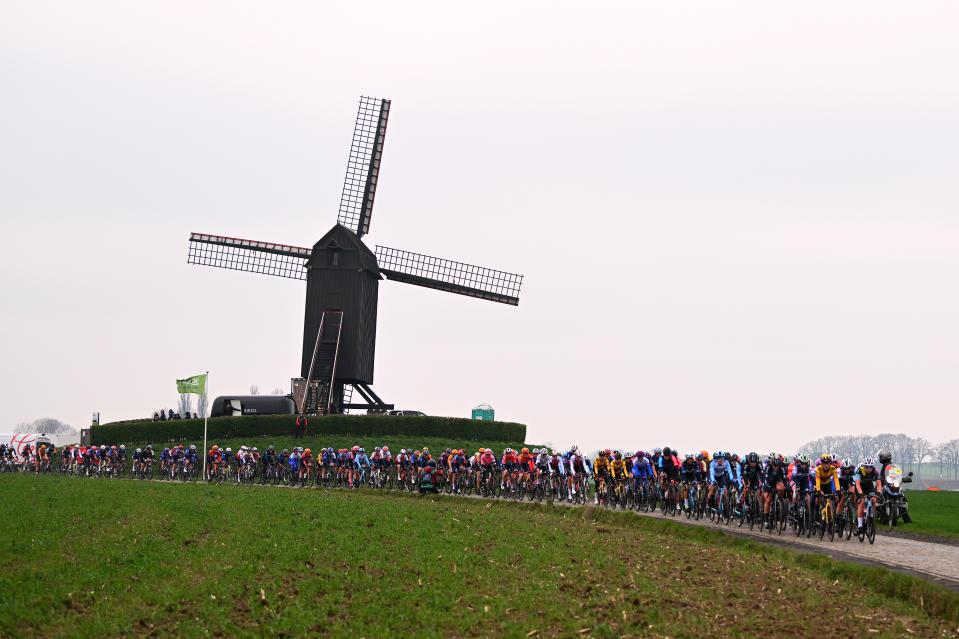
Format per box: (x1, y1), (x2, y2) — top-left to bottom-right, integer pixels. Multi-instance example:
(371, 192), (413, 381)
(91, 415), (526, 446)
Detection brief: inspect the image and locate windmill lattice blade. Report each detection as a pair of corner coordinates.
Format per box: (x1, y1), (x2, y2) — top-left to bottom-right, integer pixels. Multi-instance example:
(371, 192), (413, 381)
(188, 233), (309, 280)
(375, 246), (522, 306)
(337, 96), (390, 238)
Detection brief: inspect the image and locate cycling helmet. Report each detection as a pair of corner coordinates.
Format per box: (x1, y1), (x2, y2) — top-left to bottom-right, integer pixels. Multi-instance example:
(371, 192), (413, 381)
(135, 448), (142, 453)
(359, 448), (366, 453)
(840, 458), (853, 469)
(862, 457), (875, 468)
(190, 445), (196, 450)
(226, 448), (232, 453)
(305, 449), (311, 455)
(605, 449), (612, 456)
(101, 445), (106, 450)
(724, 452), (732, 460)
(383, 446), (389, 452)
(820, 454), (832, 464)
(163, 447), (170, 453)
(252, 447), (258, 452)
(505, 448), (513, 454)
(747, 452), (760, 463)
(146, 445), (152, 450)
(212, 445), (219, 451)
(423, 447), (429, 453)
(797, 454), (810, 464)
(282, 449), (289, 454)
(768, 452), (777, 460)
(877, 450), (892, 464)
(713, 451), (722, 460)
(521, 447), (529, 454)
(352, 446), (360, 452)
(663, 447), (672, 457)
(614, 451), (622, 459)
(685, 453), (694, 460)
(119, 445), (126, 450)
(599, 450), (607, 457)
(268, 445), (274, 451)
(485, 448), (492, 454)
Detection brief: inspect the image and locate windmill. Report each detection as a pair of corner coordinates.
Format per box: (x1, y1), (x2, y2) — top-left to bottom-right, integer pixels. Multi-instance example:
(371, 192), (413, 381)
(187, 96), (523, 415)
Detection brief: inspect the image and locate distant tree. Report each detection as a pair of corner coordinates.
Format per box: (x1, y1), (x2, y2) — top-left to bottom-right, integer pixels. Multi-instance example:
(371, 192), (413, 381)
(15, 417), (79, 441)
(250, 385), (260, 396)
(912, 437), (933, 476)
(940, 439), (959, 479)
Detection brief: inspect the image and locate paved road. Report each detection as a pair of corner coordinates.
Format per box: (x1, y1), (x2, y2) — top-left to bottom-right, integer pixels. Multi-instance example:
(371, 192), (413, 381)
(616, 502), (959, 590)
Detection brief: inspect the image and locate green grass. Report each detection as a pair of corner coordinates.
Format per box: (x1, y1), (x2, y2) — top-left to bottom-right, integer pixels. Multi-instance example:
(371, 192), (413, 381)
(901, 490), (959, 540)
(141, 434), (533, 456)
(1, 475), (957, 639)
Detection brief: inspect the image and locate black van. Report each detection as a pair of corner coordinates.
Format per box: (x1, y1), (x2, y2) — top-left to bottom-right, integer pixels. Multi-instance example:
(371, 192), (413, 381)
(210, 395), (296, 418)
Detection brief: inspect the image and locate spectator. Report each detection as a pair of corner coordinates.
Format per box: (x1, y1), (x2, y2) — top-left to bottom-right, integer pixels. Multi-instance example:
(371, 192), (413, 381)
(153, 412), (159, 422)
(295, 414), (308, 439)
(167, 408), (174, 420)
(160, 410), (167, 422)
(193, 412), (198, 419)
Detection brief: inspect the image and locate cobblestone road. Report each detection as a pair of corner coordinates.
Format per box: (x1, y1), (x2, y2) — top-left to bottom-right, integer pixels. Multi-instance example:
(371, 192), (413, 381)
(626, 503), (959, 589)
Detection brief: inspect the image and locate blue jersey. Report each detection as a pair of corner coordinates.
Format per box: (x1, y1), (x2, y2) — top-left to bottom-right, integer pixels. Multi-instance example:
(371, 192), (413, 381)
(354, 453), (370, 469)
(633, 456), (653, 478)
(709, 459), (731, 483)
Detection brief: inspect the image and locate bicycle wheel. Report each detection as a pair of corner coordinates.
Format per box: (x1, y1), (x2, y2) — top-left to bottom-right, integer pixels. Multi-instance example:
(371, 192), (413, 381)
(866, 514), (876, 544)
(826, 501), (836, 542)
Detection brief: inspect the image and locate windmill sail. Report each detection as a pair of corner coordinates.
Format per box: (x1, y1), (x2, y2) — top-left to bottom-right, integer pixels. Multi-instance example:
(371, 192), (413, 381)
(187, 233), (309, 280)
(375, 246), (522, 306)
(337, 96), (390, 238)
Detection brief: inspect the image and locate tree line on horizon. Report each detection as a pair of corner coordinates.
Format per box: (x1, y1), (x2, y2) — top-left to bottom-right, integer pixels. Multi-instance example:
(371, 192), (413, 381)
(798, 433), (959, 478)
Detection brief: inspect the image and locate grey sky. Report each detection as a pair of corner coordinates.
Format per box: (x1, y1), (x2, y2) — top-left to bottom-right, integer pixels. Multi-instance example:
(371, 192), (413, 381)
(2, 2), (957, 456)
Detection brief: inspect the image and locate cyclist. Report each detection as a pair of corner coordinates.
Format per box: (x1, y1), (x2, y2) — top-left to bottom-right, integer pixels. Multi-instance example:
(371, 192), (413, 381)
(548, 449), (566, 495)
(353, 447), (371, 487)
(679, 453), (699, 511)
(658, 447), (681, 488)
(761, 453), (787, 529)
(813, 453), (838, 505)
(836, 458), (857, 523)
(566, 447), (590, 499)
(499, 448), (517, 490)
(707, 451), (732, 511)
(592, 450), (610, 504)
(740, 452), (763, 513)
(207, 445), (222, 480)
(289, 447), (303, 482)
(609, 449), (627, 482)
(791, 454), (813, 512)
(855, 457), (883, 535)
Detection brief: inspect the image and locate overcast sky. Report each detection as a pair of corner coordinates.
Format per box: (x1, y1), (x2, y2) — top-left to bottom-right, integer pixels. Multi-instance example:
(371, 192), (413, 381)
(2, 2), (957, 455)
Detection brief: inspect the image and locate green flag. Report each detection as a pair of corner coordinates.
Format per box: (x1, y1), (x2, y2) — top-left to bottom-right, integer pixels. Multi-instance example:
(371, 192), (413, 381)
(176, 374), (207, 395)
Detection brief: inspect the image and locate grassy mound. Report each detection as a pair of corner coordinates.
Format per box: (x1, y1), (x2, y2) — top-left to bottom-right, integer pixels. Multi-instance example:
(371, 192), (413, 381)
(91, 414), (526, 447)
(2, 476), (957, 638)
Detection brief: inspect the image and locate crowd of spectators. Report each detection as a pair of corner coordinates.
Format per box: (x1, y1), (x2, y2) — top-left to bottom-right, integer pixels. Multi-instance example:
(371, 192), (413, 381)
(153, 409), (199, 421)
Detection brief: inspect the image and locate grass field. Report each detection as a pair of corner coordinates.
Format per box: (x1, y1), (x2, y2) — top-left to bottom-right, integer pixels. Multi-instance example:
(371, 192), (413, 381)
(2, 476), (957, 639)
(902, 490), (959, 540)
